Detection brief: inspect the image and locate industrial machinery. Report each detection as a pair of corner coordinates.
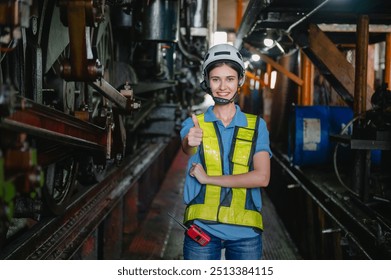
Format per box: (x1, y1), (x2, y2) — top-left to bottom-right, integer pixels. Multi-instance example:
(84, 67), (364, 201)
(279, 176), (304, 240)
(0, 0), (213, 248)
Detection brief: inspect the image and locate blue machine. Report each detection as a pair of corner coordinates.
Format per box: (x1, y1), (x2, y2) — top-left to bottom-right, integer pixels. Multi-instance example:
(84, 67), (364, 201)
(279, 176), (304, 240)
(289, 105), (353, 166)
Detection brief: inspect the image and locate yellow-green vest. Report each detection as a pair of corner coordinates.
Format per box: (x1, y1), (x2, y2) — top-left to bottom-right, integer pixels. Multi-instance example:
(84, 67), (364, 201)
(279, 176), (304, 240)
(184, 113), (263, 231)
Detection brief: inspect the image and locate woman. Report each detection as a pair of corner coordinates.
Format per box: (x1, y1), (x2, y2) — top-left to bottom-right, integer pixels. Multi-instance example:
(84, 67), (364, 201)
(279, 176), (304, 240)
(180, 43), (272, 260)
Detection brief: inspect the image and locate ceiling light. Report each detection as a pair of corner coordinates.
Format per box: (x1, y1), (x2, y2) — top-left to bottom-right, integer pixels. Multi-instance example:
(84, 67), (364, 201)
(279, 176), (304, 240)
(251, 54), (260, 62)
(263, 38), (274, 47)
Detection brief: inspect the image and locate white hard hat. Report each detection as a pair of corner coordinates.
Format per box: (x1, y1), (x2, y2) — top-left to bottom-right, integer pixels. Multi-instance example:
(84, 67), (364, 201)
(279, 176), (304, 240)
(202, 44), (246, 86)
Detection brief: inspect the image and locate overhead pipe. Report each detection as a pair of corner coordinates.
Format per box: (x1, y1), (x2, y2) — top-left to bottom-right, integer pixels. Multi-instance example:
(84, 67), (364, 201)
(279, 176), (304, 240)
(234, 0), (271, 49)
(286, 0), (330, 34)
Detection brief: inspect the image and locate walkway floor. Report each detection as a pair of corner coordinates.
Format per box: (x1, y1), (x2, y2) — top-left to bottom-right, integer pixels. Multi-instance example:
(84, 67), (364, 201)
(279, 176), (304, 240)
(122, 149), (301, 260)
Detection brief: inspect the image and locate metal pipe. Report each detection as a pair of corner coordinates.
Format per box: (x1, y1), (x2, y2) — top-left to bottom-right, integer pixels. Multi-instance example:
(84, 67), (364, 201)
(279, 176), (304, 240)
(354, 15), (369, 117)
(353, 15), (370, 202)
(176, 0), (202, 63)
(286, 0), (330, 34)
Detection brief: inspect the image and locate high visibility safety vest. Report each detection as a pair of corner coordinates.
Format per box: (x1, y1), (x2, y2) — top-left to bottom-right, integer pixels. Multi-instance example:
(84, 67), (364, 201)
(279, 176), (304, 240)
(184, 113), (263, 231)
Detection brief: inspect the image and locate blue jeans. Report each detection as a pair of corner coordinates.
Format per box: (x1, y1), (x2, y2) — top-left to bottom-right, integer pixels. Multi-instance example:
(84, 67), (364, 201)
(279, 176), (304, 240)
(183, 230), (262, 260)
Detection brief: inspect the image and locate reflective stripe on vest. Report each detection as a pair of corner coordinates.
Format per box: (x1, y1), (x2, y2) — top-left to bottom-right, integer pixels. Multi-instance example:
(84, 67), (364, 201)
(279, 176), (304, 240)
(184, 113), (263, 231)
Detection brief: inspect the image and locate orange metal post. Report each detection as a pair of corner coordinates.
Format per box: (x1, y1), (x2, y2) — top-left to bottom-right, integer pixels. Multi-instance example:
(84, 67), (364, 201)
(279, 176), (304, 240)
(300, 51), (313, 105)
(236, 0), (243, 32)
(266, 63), (272, 87)
(385, 33), (391, 90)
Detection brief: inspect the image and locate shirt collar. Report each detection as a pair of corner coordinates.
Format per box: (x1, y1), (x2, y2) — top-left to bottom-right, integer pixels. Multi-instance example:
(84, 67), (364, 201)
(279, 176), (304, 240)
(204, 105), (248, 128)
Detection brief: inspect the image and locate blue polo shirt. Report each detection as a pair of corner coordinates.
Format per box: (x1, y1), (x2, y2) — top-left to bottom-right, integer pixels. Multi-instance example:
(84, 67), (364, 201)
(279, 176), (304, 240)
(180, 105), (272, 240)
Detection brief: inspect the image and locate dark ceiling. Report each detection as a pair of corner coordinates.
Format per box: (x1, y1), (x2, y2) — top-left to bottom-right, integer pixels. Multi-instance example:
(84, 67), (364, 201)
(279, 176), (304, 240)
(236, 0), (391, 57)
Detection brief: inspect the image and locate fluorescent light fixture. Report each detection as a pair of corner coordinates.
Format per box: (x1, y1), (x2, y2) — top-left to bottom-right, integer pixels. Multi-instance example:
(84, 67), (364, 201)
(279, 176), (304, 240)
(255, 80), (260, 90)
(264, 72), (269, 85)
(270, 70), (277, 89)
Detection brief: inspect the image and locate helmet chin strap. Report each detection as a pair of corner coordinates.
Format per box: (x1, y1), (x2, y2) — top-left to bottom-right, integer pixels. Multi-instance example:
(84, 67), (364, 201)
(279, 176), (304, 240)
(200, 81), (239, 105)
(212, 92), (238, 105)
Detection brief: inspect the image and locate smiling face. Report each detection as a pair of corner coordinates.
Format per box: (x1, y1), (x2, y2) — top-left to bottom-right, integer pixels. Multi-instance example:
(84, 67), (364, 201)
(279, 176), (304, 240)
(208, 63), (240, 101)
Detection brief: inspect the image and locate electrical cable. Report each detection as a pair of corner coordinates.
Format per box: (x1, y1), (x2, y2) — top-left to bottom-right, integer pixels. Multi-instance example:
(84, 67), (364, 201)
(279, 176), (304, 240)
(333, 112), (367, 196)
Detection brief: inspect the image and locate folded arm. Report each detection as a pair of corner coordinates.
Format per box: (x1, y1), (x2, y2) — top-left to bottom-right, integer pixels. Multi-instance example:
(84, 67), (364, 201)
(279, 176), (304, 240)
(189, 151), (270, 188)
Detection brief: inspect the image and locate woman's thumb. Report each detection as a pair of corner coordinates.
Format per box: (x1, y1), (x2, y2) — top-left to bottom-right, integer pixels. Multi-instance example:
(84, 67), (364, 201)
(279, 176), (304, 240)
(192, 114), (200, 128)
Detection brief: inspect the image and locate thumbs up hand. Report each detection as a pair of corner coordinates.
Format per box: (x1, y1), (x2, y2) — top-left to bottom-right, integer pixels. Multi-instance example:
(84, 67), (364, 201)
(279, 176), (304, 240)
(187, 114), (203, 148)
(192, 113), (200, 128)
